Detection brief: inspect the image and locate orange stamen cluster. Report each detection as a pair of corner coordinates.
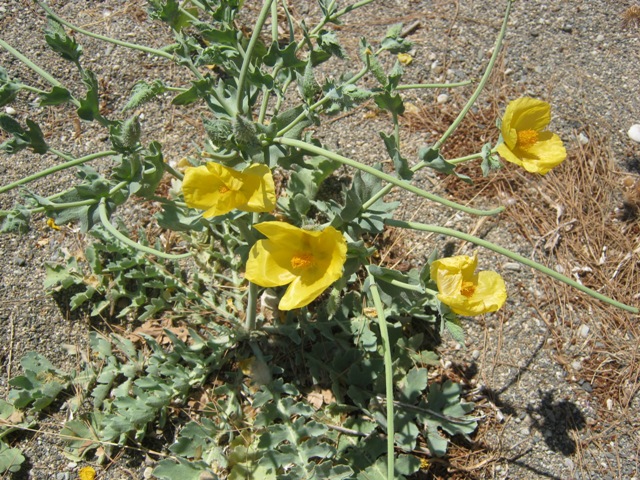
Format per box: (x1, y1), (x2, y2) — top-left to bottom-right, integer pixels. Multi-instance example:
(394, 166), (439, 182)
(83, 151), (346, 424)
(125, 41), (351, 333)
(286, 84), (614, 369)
(460, 280), (476, 298)
(291, 252), (314, 270)
(517, 129), (539, 149)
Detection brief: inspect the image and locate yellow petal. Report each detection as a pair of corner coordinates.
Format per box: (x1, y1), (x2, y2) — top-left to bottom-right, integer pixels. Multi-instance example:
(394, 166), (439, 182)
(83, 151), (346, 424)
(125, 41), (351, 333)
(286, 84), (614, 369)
(245, 239), (297, 287)
(472, 270), (507, 311)
(279, 270), (336, 310)
(506, 97), (551, 132)
(254, 221), (309, 248)
(238, 164), (276, 213)
(182, 165), (228, 209)
(520, 132), (566, 174)
(496, 142), (524, 168)
(430, 254), (477, 282)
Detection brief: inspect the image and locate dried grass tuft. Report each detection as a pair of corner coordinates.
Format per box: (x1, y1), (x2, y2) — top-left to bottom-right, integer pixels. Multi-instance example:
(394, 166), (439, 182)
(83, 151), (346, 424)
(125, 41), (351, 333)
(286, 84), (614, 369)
(622, 5), (640, 28)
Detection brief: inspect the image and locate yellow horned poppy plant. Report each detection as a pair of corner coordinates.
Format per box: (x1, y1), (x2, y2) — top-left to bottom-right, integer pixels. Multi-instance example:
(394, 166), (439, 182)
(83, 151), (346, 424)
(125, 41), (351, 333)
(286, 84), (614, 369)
(245, 222), (347, 310)
(497, 97), (567, 175)
(182, 162), (276, 217)
(430, 253), (507, 316)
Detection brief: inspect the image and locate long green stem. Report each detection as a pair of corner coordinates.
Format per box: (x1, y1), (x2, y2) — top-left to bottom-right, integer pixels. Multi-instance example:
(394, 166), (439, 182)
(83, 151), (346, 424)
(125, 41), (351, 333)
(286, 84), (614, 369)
(366, 269), (395, 479)
(236, 0), (274, 114)
(98, 199), (191, 260)
(395, 80), (472, 90)
(35, 1), (174, 60)
(0, 38), (80, 107)
(246, 282), (259, 331)
(0, 150), (117, 194)
(448, 152), (482, 165)
(433, 0), (512, 150)
(275, 137), (504, 217)
(386, 218), (639, 314)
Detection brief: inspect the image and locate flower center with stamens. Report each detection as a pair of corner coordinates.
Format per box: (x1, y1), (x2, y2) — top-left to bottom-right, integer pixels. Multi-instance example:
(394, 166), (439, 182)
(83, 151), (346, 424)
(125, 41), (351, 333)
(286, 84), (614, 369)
(517, 129), (539, 149)
(291, 252), (314, 270)
(460, 280), (476, 298)
(218, 185), (231, 194)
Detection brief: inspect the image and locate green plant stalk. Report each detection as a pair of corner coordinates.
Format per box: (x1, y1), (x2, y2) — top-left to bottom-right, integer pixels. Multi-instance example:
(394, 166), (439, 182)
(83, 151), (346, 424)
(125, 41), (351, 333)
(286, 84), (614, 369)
(433, 0), (512, 150)
(163, 162), (184, 181)
(98, 199), (191, 260)
(386, 218), (639, 314)
(447, 152), (483, 165)
(0, 38), (81, 108)
(366, 268), (395, 479)
(236, 0), (274, 114)
(395, 80), (472, 90)
(35, 1), (175, 61)
(362, 0), (513, 211)
(275, 137), (504, 216)
(16, 83), (49, 96)
(271, 0), (279, 42)
(0, 150), (117, 194)
(246, 281), (259, 331)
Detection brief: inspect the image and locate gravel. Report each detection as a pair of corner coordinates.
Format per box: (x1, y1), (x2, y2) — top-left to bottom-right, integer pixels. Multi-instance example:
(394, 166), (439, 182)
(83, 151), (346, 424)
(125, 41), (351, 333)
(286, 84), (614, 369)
(1, 0), (639, 479)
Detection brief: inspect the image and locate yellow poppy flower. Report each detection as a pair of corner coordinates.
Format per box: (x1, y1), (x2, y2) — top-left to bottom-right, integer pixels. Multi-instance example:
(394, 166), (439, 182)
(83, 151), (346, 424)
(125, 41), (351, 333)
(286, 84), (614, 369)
(78, 466), (96, 480)
(182, 162), (276, 218)
(245, 222), (347, 310)
(496, 97), (567, 175)
(430, 253), (507, 316)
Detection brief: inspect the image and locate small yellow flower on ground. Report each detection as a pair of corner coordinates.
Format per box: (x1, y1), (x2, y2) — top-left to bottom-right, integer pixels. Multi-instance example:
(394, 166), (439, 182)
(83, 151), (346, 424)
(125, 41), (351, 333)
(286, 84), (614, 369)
(46, 218), (61, 230)
(78, 466), (96, 480)
(182, 162), (276, 217)
(496, 97), (567, 175)
(245, 222), (347, 310)
(430, 253), (507, 316)
(397, 52), (413, 65)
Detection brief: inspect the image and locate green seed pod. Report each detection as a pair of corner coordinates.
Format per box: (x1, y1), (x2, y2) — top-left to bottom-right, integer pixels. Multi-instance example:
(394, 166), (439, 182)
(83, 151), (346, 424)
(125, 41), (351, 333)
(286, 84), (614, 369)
(202, 117), (233, 148)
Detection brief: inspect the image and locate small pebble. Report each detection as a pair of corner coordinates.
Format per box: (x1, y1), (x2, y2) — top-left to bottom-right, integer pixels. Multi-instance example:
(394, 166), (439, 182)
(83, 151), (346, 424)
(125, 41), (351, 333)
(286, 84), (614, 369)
(579, 380), (593, 393)
(595, 34), (604, 42)
(66, 462), (77, 470)
(5, 106), (16, 115)
(15, 257), (26, 267)
(56, 473), (69, 480)
(503, 262), (522, 271)
(578, 324), (590, 338)
(577, 132), (589, 145)
(436, 93), (448, 104)
(143, 466), (154, 479)
(628, 124), (640, 143)
(471, 349), (481, 360)
(571, 360), (582, 371)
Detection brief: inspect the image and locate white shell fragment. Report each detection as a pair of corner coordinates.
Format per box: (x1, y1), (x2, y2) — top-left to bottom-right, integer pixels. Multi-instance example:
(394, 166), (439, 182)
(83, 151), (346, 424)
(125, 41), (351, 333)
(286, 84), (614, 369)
(577, 132), (589, 145)
(4, 106), (16, 115)
(629, 124), (640, 143)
